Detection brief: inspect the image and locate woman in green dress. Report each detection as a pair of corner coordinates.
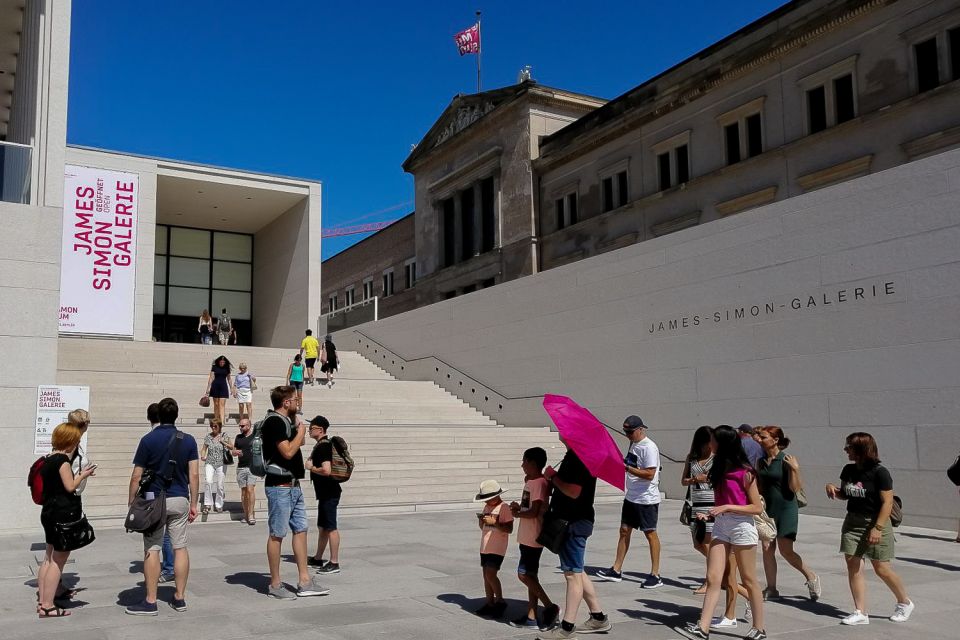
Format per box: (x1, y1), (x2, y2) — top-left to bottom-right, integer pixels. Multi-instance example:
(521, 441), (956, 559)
(756, 426), (820, 602)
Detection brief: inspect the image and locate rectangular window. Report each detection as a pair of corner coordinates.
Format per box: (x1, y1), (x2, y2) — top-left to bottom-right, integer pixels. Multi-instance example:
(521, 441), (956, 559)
(724, 122), (741, 165)
(915, 37), (940, 93)
(362, 279), (373, 300)
(657, 152), (671, 191)
(807, 85), (827, 134)
(382, 270), (394, 297)
(344, 288), (355, 306)
(555, 197), (566, 230)
(601, 176), (614, 212)
(555, 191), (578, 229)
(404, 261), (416, 289)
(328, 294), (337, 313)
(442, 198), (455, 267)
(675, 144), (690, 184)
(950, 27), (960, 82)
(566, 192), (578, 225)
(480, 176), (496, 253)
(833, 74), (855, 123)
(745, 113), (763, 158)
(616, 171), (628, 206)
(460, 186), (474, 260)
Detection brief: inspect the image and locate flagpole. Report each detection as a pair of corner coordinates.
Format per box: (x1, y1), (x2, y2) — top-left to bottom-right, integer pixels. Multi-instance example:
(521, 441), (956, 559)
(476, 10), (482, 93)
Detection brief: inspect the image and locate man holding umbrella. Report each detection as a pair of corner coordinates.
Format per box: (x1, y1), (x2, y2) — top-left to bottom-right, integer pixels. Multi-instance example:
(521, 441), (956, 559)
(538, 438), (611, 639)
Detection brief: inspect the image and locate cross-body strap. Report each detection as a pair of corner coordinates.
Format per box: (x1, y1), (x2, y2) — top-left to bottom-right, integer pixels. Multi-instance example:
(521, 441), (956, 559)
(159, 431), (185, 487)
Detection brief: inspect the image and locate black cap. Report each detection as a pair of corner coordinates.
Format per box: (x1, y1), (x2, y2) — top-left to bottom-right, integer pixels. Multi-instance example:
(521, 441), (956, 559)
(623, 415), (646, 431)
(738, 424), (754, 434)
(309, 415), (330, 429)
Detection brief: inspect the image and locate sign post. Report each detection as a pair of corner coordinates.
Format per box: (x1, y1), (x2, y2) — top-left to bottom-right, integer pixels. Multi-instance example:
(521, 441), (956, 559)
(35, 385), (90, 455)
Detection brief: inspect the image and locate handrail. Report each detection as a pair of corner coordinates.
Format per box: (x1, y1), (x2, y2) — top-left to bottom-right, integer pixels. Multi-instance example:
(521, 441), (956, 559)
(352, 328), (686, 463)
(0, 140), (32, 149)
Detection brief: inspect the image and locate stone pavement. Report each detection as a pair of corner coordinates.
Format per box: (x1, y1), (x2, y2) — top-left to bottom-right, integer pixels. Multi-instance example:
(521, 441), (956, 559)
(3, 501), (958, 640)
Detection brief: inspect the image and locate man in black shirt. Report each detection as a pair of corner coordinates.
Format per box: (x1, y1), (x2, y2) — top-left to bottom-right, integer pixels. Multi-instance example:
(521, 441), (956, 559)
(305, 416), (343, 574)
(261, 386), (329, 600)
(233, 417), (258, 525)
(539, 442), (610, 639)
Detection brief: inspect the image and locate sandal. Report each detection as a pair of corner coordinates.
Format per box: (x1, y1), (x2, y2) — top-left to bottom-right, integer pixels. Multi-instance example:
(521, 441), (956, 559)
(38, 605), (71, 618)
(693, 583), (708, 595)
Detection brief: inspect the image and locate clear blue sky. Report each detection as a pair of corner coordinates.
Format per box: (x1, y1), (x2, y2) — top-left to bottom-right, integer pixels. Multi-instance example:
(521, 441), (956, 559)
(67, 0), (789, 259)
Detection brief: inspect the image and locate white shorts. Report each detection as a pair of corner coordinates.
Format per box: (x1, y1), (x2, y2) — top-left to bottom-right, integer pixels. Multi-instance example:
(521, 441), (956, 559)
(236, 388), (253, 403)
(712, 513), (758, 546)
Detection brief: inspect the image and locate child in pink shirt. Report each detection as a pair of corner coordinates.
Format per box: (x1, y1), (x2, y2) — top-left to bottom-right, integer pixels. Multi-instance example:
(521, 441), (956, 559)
(474, 479), (514, 618)
(509, 447), (559, 629)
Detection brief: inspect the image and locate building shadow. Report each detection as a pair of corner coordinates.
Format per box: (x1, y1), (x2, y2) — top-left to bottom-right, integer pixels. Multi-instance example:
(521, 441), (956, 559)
(898, 532), (956, 543)
(619, 597), (700, 626)
(897, 556), (960, 572)
(436, 593), (528, 623)
(224, 571), (271, 594)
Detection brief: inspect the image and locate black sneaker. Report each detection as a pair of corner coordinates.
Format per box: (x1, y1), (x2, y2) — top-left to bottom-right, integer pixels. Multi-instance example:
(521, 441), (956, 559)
(317, 562), (340, 574)
(641, 574), (664, 589)
(510, 615), (539, 628)
(125, 600), (159, 616)
(540, 603), (561, 630)
(596, 567), (623, 582)
(307, 557), (325, 567)
(675, 623), (709, 640)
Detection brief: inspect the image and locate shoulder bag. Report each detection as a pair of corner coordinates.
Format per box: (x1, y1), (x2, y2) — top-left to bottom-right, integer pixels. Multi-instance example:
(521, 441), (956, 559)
(222, 437), (234, 466)
(754, 496), (778, 542)
(53, 512), (96, 552)
(125, 432), (184, 533)
(536, 462), (570, 554)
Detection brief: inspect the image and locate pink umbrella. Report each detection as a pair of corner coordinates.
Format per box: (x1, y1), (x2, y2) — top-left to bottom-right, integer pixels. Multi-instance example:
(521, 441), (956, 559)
(542, 394), (625, 491)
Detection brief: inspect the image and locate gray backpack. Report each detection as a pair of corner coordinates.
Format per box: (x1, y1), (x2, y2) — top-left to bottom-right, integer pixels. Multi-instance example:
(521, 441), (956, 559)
(249, 412), (293, 478)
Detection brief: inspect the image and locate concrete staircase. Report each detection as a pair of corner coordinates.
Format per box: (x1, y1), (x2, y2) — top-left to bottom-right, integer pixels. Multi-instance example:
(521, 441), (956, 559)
(57, 339), (618, 523)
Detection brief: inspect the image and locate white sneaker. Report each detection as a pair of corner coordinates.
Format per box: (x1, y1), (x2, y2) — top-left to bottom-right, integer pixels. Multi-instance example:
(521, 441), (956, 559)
(890, 600), (914, 623)
(841, 611), (869, 625)
(743, 603), (752, 624)
(710, 617), (738, 629)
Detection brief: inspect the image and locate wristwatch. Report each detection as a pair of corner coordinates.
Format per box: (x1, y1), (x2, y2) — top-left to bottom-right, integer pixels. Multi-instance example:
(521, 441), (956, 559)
(872, 524), (883, 532)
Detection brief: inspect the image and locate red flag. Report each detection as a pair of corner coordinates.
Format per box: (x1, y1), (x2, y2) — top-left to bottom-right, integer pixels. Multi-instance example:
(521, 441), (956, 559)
(454, 23), (480, 56)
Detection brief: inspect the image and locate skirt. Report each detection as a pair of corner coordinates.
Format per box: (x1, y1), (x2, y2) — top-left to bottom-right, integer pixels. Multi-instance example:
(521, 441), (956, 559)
(236, 388), (253, 403)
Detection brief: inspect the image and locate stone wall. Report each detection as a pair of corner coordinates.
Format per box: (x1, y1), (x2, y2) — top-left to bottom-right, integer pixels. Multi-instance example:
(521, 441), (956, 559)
(339, 149), (960, 530)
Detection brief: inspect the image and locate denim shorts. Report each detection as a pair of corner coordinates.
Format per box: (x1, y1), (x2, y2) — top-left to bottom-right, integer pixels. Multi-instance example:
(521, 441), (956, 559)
(266, 485), (308, 538)
(558, 519), (593, 573)
(517, 544), (544, 576)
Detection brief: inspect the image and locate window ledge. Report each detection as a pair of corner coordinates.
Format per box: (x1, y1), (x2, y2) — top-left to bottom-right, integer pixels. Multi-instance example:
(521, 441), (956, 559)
(715, 186), (778, 217)
(797, 154), (873, 192)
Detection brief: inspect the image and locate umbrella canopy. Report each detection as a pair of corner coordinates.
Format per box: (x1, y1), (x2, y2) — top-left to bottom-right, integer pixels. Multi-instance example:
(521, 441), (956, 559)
(542, 394), (625, 491)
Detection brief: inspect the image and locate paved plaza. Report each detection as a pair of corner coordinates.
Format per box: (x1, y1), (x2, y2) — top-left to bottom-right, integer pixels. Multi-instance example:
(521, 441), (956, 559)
(3, 501), (958, 640)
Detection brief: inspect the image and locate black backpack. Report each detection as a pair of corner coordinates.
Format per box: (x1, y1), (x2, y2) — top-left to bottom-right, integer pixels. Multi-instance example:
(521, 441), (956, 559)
(948, 454), (960, 486)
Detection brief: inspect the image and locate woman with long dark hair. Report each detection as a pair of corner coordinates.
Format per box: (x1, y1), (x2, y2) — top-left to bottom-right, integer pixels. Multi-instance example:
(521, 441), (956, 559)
(756, 426), (820, 601)
(677, 425), (766, 640)
(320, 335), (339, 388)
(205, 355), (235, 425)
(683, 427), (715, 575)
(826, 432), (913, 625)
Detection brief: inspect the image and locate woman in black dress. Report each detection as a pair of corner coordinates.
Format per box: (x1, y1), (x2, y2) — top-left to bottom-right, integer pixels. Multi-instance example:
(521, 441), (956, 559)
(37, 423), (96, 618)
(320, 335), (339, 388)
(205, 355), (235, 425)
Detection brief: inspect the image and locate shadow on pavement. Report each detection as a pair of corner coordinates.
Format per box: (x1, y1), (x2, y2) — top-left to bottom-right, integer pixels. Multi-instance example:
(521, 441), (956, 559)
(772, 595), (847, 618)
(436, 593), (530, 623)
(620, 597), (699, 626)
(224, 571), (270, 594)
(898, 532), (956, 543)
(897, 556), (960, 572)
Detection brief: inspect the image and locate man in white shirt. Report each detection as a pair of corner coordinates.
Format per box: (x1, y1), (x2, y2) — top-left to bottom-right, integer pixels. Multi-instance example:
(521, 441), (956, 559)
(596, 415), (663, 588)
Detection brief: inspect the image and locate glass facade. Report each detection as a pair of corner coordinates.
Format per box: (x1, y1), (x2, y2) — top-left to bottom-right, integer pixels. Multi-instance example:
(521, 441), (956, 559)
(153, 225), (253, 343)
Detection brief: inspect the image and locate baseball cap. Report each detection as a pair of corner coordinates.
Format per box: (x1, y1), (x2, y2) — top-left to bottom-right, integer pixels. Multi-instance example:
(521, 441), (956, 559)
(623, 415), (647, 431)
(737, 424), (754, 434)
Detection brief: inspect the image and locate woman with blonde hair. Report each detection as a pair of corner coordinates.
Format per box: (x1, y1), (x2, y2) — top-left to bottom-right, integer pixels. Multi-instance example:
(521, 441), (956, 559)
(234, 362), (256, 419)
(37, 423), (97, 618)
(198, 309), (214, 345)
(200, 418), (233, 514)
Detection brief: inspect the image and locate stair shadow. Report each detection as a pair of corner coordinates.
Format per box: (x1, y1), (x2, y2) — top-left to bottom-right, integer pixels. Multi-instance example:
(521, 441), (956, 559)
(897, 556), (960, 572)
(619, 597), (700, 626)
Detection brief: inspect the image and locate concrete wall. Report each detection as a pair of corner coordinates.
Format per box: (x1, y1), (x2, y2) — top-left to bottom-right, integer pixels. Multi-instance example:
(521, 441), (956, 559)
(340, 148), (960, 530)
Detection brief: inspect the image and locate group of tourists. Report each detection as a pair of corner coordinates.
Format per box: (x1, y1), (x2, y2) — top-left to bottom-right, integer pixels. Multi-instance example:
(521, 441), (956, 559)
(197, 308), (236, 346)
(472, 418), (920, 640)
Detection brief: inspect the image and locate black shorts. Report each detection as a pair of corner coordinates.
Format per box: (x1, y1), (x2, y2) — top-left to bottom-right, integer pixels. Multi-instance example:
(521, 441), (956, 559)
(622, 501), (659, 531)
(316, 496), (339, 530)
(480, 553), (505, 570)
(517, 544), (543, 576)
(305, 358), (317, 369)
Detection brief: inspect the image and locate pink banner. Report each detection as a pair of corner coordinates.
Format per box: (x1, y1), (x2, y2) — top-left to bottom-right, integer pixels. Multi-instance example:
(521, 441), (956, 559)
(454, 23), (480, 56)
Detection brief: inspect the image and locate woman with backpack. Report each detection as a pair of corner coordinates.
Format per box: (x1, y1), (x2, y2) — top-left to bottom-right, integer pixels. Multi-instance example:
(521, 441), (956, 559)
(756, 426), (820, 602)
(36, 422), (97, 618)
(826, 432), (914, 625)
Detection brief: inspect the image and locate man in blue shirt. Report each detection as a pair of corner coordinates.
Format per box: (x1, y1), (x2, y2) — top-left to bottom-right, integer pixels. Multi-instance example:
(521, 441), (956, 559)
(125, 398), (199, 616)
(739, 424), (765, 468)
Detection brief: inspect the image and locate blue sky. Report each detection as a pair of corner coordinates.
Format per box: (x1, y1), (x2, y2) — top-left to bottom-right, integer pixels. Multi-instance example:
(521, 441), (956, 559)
(67, 1), (789, 259)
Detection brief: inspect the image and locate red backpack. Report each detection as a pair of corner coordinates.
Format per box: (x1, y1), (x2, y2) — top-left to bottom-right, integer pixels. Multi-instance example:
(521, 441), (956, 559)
(28, 456), (46, 505)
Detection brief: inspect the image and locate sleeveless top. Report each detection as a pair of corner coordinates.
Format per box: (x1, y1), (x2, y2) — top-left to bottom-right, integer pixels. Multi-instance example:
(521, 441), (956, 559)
(714, 466), (751, 507)
(290, 364), (304, 382)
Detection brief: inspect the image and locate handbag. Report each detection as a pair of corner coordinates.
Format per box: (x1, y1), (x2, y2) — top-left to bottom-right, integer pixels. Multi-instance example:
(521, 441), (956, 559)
(754, 497), (778, 542)
(536, 512), (571, 554)
(125, 432), (183, 533)
(199, 395), (210, 408)
(53, 513), (96, 551)
(679, 486), (692, 526)
(795, 487), (808, 508)
(222, 441), (234, 466)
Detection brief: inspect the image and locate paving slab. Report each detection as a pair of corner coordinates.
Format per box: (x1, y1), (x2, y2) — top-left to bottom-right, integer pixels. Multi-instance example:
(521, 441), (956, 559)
(3, 501), (957, 639)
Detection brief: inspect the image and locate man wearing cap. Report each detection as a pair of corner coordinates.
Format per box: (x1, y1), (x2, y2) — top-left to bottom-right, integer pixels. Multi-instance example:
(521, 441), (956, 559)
(738, 424), (764, 468)
(597, 415), (663, 589)
(305, 415), (343, 574)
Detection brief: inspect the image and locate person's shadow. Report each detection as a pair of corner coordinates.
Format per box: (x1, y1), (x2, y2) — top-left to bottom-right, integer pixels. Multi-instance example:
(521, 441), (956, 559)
(436, 593), (528, 624)
(224, 571), (272, 595)
(773, 595), (848, 618)
(619, 598), (701, 627)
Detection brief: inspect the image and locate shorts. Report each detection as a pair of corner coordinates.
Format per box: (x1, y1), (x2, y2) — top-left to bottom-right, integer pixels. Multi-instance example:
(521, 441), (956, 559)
(840, 512), (894, 561)
(305, 358), (317, 369)
(236, 467), (258, 488)
(291, 381), (303, 391)
(480, 553), (505, 570)
(517, 544), (543, 576)
(143, 497), (190, 552)
(558, 519), (593, 573)
(316, 495), (340, 530)
(266, 485), (308, 538)
(236, 388), (253, 403)
(622, 500), (659, 531)
(711, 512), (758, 546)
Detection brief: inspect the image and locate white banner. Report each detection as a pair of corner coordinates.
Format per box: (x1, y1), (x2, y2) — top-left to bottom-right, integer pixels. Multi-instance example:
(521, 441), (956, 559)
(35, 386), (90, 455)
(60, 165), (139, 336)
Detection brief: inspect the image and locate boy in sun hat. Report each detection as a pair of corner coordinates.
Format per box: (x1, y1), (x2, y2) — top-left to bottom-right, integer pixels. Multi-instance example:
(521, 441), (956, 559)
(474, 479), (514, 618)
